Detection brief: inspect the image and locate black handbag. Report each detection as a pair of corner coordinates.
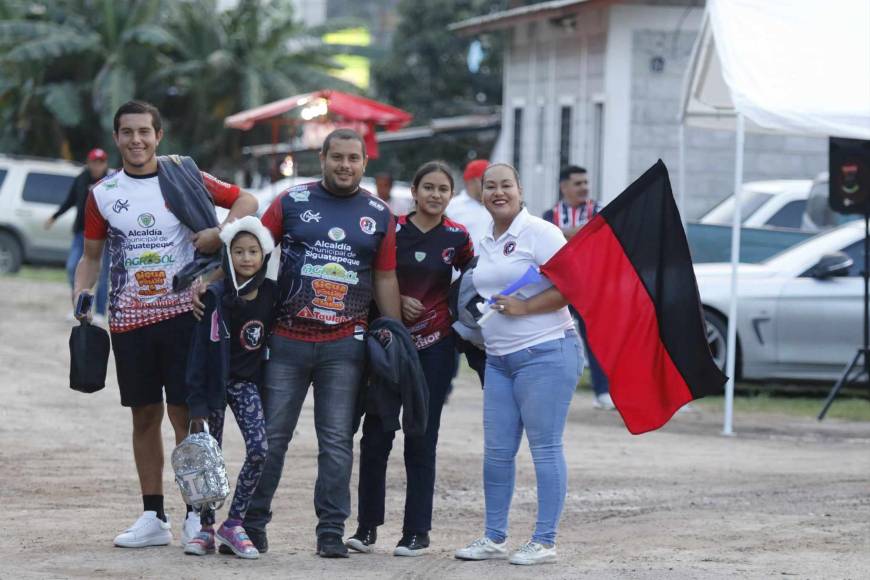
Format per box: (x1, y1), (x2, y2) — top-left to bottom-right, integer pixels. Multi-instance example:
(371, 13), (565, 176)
(69, 320), (110, 393)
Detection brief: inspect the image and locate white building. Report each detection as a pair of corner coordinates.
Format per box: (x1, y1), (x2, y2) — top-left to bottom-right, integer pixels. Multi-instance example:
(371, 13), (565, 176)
(450, 0), (827, 219)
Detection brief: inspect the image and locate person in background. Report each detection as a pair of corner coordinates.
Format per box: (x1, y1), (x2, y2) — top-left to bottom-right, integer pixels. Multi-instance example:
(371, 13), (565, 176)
(347, 161), (473, 557)
(446, 159), (492, 385)
(44, 148), (111, 319)
(375, 171), (412, 216)
(455, 163), (582, 566)
(447, 159), (491, 250)
(543, 166), (614, 411)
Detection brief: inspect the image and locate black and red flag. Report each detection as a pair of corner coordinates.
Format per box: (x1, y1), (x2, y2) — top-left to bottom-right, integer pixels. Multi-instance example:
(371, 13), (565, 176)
(541, 160), (726, 434)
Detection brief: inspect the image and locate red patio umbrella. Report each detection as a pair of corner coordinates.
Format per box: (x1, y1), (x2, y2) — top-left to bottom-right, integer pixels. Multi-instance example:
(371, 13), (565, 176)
(224, 90), (412, 158)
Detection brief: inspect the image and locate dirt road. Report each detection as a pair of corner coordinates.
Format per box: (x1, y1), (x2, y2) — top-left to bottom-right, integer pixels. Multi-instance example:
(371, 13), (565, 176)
(1, 276), (869, 579)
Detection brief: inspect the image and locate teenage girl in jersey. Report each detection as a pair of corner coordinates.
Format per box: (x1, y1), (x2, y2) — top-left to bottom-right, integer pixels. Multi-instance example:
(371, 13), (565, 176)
(347, 161), (474, 557)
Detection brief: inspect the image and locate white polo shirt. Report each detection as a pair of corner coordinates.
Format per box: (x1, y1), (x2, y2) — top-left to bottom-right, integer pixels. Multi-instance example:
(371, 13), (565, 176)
(473, 208), (574, 356)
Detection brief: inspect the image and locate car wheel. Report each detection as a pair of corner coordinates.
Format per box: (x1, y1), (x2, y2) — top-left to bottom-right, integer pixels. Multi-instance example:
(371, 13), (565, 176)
(0, 231), (23, 274)
(704, 310), (728, 373)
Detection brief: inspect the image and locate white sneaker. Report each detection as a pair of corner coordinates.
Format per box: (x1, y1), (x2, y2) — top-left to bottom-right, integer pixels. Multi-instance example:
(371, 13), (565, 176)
(113, 511), (172, 548)
(509, 541), (557, 565)
(592, 392), (616, 410)
(454, 537), (508, 560)
(181, 511), (201, 547)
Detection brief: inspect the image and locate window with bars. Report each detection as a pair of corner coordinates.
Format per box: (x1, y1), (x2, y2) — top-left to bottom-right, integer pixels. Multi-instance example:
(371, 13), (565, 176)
(512, 107), (523, 169)
(559, 106), (572, 169)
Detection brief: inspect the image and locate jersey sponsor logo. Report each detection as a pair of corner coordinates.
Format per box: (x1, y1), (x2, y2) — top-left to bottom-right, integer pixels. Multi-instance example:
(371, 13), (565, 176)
(240, 320), (265, 351)
(295, 306), (351, 326)
(311, 279), (348, 311)
(137, 213), (156, 228)
(368, 199), (386, 211)
(124, 251), (175, 268)
(112, 199), (130, 213)
(408, 310), (437, 333)
(359, 216), (376, 235)
(414, 330), (441, 350)
(445, 226), (462, 233)
(414, 251), (426, 262)
(288, 187), (310, 202)
(104, 180), (119, 190)
(442, 247), (455, 264)
(503, 241), (517, 256)
(300, 210), (322, 223)
(301, 262), (359, 285)
(134, 270), (168, 296)
(328, 227), (346, 242)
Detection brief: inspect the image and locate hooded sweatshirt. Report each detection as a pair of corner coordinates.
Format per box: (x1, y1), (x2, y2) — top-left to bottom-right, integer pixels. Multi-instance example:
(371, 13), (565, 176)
(186, 216), (277, 418)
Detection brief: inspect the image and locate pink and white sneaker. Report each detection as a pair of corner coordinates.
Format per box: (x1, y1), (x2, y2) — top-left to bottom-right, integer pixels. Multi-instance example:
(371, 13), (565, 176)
(216, 523), (260, 559)
(184, 529), (215, 556)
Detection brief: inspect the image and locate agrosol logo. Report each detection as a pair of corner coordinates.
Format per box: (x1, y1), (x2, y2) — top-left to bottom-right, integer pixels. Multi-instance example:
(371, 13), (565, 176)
(137, 213), (156, 228)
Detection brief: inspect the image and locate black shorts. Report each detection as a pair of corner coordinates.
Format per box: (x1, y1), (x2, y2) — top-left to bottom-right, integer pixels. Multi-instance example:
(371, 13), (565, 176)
(111, 313), (196, 408)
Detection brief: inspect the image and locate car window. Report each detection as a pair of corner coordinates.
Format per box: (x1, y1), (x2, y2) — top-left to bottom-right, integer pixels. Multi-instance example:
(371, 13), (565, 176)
(21, 172), (75, 205)
(840, 240), (865, 277)
(701, 191), (773, 225)
(765, 200), (806, 229)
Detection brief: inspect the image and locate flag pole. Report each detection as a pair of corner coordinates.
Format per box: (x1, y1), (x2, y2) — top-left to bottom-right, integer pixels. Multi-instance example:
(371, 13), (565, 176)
(677, 123), (687, 229)
(723, 113), (744, 437)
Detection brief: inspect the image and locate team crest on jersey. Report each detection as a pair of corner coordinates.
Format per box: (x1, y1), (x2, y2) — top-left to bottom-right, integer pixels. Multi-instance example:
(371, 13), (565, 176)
(137, 213), (156, 228)
(442, 247), (455, 264)
(503, 241), (517, 256)
(372, 328), (393, 348)
(240, 320), (265, 351)
(414, 252), (426, 262)
(328, 227), (346, 242)
(359, 216), (376, 235)
(112, 199), (129, 213)
(300, 210), (321, 223)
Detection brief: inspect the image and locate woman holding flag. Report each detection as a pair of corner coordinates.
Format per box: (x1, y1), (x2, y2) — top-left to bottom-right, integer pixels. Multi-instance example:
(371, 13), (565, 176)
(454, 163), (582, 566)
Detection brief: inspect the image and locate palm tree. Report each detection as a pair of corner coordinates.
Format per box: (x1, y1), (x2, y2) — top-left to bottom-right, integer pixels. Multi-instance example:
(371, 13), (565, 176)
(0, 0), (179, 157)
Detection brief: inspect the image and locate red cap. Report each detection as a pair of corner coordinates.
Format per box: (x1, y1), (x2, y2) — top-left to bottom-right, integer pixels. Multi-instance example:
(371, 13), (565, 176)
(463, 159), (489, 181)
(87, 148), (108, 161)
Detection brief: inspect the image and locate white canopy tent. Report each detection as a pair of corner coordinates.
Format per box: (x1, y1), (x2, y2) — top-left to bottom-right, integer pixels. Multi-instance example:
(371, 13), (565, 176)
(679, 0), (870, 435)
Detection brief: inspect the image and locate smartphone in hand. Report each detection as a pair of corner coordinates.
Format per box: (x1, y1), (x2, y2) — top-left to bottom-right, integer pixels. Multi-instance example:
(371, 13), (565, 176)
(75, 292), (94, 320)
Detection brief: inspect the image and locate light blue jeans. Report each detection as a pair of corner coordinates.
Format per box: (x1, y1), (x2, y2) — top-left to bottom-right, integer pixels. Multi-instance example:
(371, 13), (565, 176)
(483, 331), (583, 546)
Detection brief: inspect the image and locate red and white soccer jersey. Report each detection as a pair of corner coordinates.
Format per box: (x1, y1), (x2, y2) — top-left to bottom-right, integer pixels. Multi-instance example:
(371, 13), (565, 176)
(85, 170), (240, 333)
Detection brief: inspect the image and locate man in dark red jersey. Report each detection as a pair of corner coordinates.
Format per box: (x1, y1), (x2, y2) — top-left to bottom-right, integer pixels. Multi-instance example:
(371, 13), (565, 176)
(246, 128), (401, 558)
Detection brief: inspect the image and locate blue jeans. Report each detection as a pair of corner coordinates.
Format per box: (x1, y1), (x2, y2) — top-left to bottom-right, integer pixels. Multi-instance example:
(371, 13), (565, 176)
(356, 334), (457, 533)
(483, 331), (583, 546)
(575, 313), (609, 397)
(66, 232), (109, 315)
(244, 334), (365, 537)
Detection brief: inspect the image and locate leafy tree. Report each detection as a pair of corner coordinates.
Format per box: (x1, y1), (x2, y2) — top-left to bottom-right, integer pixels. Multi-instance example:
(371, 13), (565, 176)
(372, 0), (505, 123)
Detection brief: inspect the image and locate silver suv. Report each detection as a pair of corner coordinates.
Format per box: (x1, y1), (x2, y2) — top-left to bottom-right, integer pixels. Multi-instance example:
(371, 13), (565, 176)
(0, 155), (82, 273)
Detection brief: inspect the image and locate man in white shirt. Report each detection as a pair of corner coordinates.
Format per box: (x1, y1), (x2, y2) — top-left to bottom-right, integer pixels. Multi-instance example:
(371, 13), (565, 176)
(447, 159), (491, 251)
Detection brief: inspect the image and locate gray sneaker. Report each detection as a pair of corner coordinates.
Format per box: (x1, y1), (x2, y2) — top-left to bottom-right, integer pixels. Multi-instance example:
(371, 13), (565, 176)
(509, 541), (557, 565)
(454, 537), (508, 560)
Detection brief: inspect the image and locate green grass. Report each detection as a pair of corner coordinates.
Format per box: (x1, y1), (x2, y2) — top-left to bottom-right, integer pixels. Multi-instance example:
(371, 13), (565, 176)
(695, 392), (870, 421)
(3, 266), (67, 283)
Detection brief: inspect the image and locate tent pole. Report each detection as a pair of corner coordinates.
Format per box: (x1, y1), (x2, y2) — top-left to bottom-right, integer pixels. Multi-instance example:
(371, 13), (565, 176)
(677, 123), (687, 228)
(723, 113), (744, 437)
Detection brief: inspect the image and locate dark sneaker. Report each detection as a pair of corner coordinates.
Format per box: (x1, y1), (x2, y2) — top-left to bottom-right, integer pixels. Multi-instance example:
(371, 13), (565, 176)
(393, 532), (430, 557)
(345, 526), (377, 553)
(317, 532), (349, 558)
(218, 526), (267, 554)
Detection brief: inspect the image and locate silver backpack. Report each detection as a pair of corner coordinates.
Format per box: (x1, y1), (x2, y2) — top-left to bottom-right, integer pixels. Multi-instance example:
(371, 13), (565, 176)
(171, 424), (231, 510)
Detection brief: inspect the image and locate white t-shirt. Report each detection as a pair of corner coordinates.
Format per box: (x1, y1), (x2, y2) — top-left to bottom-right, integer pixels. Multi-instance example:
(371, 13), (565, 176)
(447, 191), (491, 254)
(86, 169), (240, 332)
(473, 208), (574, 356)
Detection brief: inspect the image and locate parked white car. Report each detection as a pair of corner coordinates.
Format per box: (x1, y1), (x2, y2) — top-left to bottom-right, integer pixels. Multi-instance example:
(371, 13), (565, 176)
(0, 155), (83, 273)
(696, 220), (865, 382)
(699, 179), (812, 230)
